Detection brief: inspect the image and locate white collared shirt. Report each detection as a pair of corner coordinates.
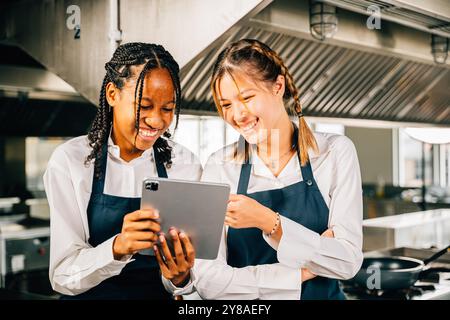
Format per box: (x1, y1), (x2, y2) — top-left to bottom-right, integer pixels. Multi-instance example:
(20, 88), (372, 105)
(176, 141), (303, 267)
(43, 134), (201, 295)
(166, 131), (363, 300)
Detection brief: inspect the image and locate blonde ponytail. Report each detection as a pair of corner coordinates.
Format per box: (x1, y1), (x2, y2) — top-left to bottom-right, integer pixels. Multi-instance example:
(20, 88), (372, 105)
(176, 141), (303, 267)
(254, 42), (319, 166)
(283, 68), (318, 166)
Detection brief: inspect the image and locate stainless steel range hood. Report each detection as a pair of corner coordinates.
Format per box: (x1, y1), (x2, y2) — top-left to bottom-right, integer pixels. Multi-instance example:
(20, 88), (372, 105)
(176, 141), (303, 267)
(321, 0), (450, 38)
(0, 0), (448, 129)
(181, 0), (450, 125)
(0, 0), (272, 136)
(0, 0), (272, 106)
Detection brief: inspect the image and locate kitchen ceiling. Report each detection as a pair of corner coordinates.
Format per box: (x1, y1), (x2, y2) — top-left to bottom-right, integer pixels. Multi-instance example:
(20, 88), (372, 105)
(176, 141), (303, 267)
(180, 25), (450, 125)
(322, 0), (450, 38)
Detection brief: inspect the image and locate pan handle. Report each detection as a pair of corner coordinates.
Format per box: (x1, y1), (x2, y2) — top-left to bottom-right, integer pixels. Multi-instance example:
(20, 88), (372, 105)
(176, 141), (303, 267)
(423, 245), (450, 266)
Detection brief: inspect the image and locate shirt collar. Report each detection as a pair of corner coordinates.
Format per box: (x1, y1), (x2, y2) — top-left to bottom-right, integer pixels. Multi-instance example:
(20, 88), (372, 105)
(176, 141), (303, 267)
(107, 129), (154, 162)
(250, 145), (300, 179)
(249, 132), (329, 179)
(309, 132), (329, 160)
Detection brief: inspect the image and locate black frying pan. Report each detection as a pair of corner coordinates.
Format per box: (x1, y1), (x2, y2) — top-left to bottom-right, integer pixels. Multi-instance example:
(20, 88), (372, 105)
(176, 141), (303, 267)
(350, 245), (450, 290)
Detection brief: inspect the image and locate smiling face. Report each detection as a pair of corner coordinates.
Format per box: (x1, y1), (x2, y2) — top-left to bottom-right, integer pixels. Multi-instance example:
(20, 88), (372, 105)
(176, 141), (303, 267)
(107, 67), (175, 157)
(217, 71), (286, 145)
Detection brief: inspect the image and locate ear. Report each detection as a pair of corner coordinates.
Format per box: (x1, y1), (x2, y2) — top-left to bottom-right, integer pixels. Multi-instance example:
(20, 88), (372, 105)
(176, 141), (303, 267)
(273, 74), (286, 97)
(105, 82), (120, 107)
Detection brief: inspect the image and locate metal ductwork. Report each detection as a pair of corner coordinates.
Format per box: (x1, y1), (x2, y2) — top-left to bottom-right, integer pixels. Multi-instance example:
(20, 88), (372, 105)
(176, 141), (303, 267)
(0, 43), (96, 136)
(0, 0), (448, 132)
(181, 0), (450, 125)
(0, 0), (272, 106)
(321, 0), (450, 38)
(181, 25), (450, 125)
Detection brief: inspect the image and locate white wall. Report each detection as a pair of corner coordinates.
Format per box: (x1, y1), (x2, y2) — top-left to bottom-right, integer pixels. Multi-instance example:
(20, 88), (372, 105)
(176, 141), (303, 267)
(346, 127), (394, 185)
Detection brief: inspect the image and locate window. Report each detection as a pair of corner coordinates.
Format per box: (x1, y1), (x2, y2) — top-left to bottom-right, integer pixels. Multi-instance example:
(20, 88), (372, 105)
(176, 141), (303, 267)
(443, 143), (450, 187)
(26, 137), (70, 193)
(398, 129), (439, 187)
(172, 115), (239, 165)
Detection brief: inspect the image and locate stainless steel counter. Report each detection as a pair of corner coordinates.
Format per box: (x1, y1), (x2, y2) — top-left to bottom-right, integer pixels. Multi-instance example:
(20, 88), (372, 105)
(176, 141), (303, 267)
(0, 217), (51, 296)
(362, 209), (450, 252)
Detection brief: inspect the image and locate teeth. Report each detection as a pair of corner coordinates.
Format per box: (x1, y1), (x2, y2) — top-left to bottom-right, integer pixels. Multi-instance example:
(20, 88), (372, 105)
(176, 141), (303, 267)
(242, 120), (258, 132)
(139, 128), (158, 137)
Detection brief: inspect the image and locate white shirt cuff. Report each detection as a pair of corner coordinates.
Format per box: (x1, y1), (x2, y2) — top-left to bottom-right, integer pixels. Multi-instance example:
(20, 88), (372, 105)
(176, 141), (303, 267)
(262, 231), (279, 250)
(161, 270), (196, 296)
(275, 216), (321, 268)
(258, 264), (302, 300)
(95, 234), (134, 273)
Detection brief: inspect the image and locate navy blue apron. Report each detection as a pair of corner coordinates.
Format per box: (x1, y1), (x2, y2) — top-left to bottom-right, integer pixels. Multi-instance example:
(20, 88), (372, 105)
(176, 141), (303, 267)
(62, 142), (171, 300)
(227, 124), (345, 300)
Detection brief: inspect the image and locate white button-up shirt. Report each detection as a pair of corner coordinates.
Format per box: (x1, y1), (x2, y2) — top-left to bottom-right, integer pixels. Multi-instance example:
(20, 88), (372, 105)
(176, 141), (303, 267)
(43, 135), (201, 295)
(166, 131), (363, 300)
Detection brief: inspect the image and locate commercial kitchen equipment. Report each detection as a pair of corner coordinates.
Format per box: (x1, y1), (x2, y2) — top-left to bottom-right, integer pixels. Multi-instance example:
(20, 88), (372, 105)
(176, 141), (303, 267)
(342, 246), (450, 300)
(0, 215), (55, 298)
(363, 209), (450, 251)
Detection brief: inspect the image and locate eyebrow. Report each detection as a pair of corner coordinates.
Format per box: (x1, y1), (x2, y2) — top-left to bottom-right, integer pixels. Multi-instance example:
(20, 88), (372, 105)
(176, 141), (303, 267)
(219, 89), (255, 102)
(135, 97), (175, 105)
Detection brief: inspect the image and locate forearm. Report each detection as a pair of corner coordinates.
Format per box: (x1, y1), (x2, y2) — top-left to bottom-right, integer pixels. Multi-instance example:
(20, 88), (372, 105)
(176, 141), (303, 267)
(264, 216), (363, 279)
(258, 209), (283, 242)
(50, 235), (132, 295)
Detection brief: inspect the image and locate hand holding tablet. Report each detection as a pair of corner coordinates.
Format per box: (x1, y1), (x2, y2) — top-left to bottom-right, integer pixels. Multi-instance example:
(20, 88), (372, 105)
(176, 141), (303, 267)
(140, 178), (230, 259)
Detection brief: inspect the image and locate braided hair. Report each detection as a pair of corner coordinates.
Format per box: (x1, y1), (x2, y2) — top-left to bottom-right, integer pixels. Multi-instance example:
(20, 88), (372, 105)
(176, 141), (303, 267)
(85, 42), (181, 178)
(210, 39), (318, 166)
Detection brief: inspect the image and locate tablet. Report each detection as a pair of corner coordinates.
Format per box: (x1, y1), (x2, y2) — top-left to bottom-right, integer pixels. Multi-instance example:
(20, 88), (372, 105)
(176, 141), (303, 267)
(140, 177), (230, 259)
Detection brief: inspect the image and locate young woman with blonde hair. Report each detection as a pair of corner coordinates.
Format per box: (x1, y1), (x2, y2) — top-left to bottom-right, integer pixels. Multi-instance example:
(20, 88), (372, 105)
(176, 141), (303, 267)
(156, 39), (363, 300)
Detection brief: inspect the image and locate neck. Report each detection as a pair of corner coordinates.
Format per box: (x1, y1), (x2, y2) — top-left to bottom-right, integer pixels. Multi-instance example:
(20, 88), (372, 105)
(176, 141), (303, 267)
(257, 114), (294, 160)
(111, 127), (144, 162)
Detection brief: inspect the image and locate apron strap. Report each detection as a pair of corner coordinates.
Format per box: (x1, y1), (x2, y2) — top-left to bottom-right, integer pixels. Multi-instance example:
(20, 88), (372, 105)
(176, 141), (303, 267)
(91, 143), (109, 195)
(237, 135), (251, 194)
(237, 163), (251, 195)
(91, 140), (168, 195)
(292, 123), (315, 186)
(153, 144), (168, 178)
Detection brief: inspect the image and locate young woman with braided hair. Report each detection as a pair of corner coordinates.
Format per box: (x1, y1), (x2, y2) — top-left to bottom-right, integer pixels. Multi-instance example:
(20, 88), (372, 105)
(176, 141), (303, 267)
(44, 42), (200, 299)
(157, 39), (363, 300)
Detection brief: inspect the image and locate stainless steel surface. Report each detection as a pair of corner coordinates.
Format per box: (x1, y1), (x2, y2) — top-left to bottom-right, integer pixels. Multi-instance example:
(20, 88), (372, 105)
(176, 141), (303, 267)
(0, 197), (20, 215)
(249, 0), (450, 66)
(120, 0), (272, 72)
(1, 0), (448, 125)
(0, 0), (272, 106)
(0, 214), (27, 225)
(365, 246), (450, 263)
(0, 218), (50, 288)
(0, 65), (84, 103)
(322, 0), (450, 38)
(25, 199), (50, 220)
(180, 22), (450, 124)
(0, 0), (112, 106)
(362, 209), (450, 251)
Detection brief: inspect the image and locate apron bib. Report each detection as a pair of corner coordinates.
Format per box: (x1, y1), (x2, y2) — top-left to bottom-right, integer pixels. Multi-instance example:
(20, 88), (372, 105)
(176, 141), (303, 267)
(227, 125), (345, 300)
(62, 143), (171, 300)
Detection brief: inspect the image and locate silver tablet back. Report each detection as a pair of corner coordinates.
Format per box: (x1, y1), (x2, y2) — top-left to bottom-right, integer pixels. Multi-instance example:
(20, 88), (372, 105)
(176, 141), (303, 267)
(140, 178), (230, 260)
